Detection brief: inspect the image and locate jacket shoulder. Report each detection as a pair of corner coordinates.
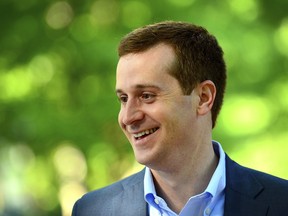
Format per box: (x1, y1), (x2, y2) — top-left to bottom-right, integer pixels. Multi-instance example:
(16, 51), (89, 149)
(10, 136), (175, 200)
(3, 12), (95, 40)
(225, 155), (288, 215)
(72, 169), (145, 216)
(85, 169), (144, 199)
(243, 163), (288, 199)
(226, 155), (288, 192)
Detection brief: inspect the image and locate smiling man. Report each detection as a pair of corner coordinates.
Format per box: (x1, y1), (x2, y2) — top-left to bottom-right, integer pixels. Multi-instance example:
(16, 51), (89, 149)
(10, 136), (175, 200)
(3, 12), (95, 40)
(72, 21), (288, 216)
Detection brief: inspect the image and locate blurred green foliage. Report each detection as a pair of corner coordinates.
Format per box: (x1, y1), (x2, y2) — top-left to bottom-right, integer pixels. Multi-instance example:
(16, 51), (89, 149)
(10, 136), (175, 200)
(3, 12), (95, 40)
(0, 0), (288, 215)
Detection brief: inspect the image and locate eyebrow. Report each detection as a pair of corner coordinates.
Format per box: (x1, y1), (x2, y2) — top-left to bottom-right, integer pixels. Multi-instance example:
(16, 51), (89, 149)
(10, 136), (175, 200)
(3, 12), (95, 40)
(115, 84), (162, 94)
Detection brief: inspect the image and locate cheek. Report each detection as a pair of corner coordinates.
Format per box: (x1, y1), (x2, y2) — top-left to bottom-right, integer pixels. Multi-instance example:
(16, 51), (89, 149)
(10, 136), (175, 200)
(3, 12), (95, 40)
(166, 103), (194, 128)
(147, 108), (174, 131)
(144, 106), (165, 122)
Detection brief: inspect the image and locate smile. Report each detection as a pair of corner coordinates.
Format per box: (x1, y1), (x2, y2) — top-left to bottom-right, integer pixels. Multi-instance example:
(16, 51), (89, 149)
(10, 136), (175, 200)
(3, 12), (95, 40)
(133, 127), (159, 140)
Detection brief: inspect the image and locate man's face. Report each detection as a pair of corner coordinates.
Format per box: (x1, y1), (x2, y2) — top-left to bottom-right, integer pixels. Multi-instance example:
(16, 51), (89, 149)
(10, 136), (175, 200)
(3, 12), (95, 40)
(116, 44), (200, 169)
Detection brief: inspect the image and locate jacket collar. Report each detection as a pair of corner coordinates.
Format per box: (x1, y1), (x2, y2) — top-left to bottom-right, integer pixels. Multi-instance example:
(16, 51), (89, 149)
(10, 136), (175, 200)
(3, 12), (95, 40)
(224, 155), (269, 216)
(111, 169), (148, 216)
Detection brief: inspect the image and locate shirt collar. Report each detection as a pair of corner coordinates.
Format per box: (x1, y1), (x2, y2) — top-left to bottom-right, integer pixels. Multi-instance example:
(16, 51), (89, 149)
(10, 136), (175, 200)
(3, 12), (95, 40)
(144, 165), (157, 199)
(144, 140), (226, 202)
(206, 140), (226, 199)
(144, 167), (161, 211)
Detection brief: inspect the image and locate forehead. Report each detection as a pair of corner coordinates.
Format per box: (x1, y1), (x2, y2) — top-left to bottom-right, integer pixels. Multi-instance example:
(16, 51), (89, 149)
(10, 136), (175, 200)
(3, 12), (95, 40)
(116, 44), (177, 90)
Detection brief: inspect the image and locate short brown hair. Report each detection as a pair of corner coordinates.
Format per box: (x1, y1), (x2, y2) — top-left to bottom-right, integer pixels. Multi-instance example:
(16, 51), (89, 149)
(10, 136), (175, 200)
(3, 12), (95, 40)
(118, 21), (226, 128)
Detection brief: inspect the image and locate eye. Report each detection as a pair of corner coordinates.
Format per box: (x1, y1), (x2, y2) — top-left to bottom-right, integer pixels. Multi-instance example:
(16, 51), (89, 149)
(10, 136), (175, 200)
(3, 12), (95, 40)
(140, 93), (156, 102)
(118, 94), (128, 103)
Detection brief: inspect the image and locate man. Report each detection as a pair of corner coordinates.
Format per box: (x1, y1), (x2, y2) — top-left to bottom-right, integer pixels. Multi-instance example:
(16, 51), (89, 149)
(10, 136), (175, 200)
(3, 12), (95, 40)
(72, 21), (288, 216)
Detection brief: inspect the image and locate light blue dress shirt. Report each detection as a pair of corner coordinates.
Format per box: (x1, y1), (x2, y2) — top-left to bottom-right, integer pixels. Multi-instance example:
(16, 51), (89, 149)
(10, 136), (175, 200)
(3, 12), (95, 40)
(144, 141), (226, 216)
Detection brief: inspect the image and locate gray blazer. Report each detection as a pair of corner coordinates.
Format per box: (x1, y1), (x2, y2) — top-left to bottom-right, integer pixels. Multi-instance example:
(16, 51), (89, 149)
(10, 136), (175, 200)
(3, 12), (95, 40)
(72, 155), (288, 216)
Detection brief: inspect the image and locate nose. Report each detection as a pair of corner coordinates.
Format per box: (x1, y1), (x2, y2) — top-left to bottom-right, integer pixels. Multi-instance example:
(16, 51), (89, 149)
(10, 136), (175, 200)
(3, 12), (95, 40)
(119, 100), (144, 126)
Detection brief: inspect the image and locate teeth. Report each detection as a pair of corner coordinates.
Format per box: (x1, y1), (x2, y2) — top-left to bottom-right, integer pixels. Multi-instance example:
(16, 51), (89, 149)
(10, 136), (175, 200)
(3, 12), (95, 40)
(133, 128), (157, 138)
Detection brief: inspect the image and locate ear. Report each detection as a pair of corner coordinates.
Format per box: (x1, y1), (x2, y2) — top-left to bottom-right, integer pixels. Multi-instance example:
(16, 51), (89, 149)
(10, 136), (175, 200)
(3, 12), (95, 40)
(196, 80), (216, 116)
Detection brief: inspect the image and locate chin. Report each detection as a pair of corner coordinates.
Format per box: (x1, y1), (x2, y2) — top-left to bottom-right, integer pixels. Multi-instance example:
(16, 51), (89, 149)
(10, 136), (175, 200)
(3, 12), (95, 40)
(135, 154), (159, 169)
(134, 153), (152, 166)
(134, 156), (148, 166)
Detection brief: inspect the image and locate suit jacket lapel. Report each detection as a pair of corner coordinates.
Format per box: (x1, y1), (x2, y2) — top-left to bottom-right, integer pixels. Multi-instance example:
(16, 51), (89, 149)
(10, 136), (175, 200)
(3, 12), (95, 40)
(111, 169), (147, 216)
(224, 155), (269, 216)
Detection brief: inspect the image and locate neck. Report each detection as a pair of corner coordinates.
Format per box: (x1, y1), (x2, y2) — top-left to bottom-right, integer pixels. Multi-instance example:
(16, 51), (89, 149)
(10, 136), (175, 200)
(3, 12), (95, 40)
(150, 141), (218, 213)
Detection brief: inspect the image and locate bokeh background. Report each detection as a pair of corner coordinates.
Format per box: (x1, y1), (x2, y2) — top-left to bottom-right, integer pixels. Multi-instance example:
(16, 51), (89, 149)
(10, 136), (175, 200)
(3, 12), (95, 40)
(0, 0), (288, 215)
